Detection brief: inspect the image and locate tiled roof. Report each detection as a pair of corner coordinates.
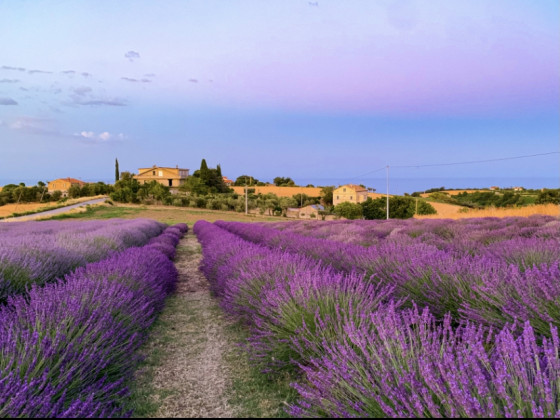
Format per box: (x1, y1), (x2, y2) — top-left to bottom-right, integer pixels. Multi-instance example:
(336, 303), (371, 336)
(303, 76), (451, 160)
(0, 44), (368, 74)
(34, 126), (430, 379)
(339, 184), (367, 192)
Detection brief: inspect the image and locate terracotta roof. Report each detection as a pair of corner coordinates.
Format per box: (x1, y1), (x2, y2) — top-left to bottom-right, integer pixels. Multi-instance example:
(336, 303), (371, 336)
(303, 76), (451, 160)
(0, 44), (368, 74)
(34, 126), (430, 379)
(51, 178), (86, 185)
(339, 184), (367, 192)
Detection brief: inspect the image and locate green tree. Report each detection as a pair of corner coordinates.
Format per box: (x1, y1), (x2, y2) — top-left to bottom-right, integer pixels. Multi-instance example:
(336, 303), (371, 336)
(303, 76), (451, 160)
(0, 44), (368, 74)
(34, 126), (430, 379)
(115, 158), (120, 182)
(234, 175), (259, 186)
(320, 186), (334, 206)
(361, 198), (386, 220)
(273, 176), (295, 186)
(536, 189), (560, 205)
(334, 202), (363, 219)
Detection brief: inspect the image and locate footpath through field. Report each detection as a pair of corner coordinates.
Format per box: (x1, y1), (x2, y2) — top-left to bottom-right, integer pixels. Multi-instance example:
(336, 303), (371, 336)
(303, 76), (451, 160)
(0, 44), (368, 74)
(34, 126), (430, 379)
(131, 231), (235, 417)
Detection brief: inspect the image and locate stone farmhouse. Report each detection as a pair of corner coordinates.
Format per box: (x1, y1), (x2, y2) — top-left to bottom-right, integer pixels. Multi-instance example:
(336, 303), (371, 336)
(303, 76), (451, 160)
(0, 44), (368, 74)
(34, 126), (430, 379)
(333, 184), (369, 206)
(134, 165), (189, 191)
(286, 204), (325, 219)
(47, 178), (87, 196)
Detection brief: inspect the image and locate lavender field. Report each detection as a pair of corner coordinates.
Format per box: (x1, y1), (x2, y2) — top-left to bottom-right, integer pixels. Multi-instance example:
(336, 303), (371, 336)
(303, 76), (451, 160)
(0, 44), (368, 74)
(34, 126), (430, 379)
(194, 216), (560, 418)
(0, 220), (188, 417)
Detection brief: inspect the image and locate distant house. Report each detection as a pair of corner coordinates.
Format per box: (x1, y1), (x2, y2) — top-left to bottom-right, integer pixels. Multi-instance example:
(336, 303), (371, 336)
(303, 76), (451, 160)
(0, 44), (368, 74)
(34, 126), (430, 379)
(513, 186), (524, 192)
(222, 176), (234, 186)
(134, 165), (189, 191)
(286, 204), (325, 219)
(48, 178), (87, 196)
(333, 184), (369, 206)
(489, 186), (500, 191)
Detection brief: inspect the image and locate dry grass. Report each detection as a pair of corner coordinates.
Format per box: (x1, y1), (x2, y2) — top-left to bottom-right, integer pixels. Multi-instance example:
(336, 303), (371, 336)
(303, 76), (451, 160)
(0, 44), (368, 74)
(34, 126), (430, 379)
(55, 203), (288, 226)
(231, 185), (323, 197)
(0, 195), (106, 218)
(414, 202), (465, 218)
(417, 203), (560, 219)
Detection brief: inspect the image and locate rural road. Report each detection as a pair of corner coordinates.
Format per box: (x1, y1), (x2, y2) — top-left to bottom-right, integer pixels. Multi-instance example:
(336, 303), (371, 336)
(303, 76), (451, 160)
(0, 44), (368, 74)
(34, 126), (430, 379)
(0, 197), (107, 222)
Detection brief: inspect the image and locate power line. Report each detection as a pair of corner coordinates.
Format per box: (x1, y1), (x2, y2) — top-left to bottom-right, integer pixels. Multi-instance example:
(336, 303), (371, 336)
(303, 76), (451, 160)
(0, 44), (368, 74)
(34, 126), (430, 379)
(390, 151), (559, 169)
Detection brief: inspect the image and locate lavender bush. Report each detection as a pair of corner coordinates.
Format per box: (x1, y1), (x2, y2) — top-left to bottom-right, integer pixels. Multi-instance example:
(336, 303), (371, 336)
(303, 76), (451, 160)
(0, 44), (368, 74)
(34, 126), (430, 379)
(195, 217), (560, 417)
(0, 223), (187, 417)
(0, 219), (165, 302)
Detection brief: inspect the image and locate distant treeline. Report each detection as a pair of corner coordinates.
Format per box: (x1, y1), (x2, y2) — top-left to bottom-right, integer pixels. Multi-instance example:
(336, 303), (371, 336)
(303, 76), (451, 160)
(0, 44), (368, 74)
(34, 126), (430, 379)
(420, 189), (560, 209)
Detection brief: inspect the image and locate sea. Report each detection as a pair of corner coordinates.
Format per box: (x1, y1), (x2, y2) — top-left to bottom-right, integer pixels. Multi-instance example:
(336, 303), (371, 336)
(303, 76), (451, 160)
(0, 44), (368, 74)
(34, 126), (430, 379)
(1, 176), (558, 196)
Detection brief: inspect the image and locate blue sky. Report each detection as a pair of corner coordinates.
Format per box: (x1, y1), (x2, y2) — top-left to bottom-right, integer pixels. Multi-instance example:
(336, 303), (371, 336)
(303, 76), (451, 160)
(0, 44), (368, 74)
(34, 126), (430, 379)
(0, 0), (558, 190)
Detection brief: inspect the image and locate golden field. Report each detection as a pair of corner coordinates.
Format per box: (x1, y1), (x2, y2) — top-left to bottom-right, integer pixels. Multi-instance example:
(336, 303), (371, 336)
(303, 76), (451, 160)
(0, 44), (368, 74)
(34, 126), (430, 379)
(416, 203), (560, 220)
(231, 185), (323, 197)
(0, 196), (106, 218)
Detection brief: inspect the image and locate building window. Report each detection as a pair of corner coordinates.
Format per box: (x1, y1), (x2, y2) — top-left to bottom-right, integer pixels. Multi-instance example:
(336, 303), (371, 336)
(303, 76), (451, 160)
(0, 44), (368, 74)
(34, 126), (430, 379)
(153, 171), (156, 175)
(336, 196), (339, 200)
(343, 188), (346, 192)
(350, 196), (353, 200)
(158, 171), (163, 177)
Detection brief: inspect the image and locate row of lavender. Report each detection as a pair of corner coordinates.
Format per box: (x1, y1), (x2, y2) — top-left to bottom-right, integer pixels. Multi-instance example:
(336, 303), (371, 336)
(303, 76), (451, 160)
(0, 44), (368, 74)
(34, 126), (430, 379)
(0, 219), (166, 302)
(214, 218), (560, 338)
(195, 219), (560, 417)
(0, 222), (188, 417)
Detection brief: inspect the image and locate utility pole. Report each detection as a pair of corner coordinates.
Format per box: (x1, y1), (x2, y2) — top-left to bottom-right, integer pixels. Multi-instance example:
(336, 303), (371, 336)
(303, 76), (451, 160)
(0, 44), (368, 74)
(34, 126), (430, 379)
(386, 165), (390, 219)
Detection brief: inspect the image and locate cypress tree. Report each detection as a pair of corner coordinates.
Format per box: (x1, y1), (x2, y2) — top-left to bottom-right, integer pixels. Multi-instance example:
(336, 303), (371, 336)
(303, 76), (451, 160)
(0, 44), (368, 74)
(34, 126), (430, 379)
(115, 158), (120, 182)
(216, 164), (222, 177)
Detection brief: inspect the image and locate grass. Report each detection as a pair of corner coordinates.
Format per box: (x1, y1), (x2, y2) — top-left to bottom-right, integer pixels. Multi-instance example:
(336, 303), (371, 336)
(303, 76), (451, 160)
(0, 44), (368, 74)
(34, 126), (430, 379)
(42, 203), (287, 225)
(223, 321), (298, 418)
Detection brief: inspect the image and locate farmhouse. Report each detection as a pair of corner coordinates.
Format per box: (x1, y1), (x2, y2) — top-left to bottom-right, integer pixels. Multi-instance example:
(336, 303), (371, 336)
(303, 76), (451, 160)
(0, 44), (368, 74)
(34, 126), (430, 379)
(286, 204), (325, 219)
(47, 178), (87, 196)
(222, 176), (234, 186)
(489, 186), (500, 191)
(513, 186), (524, 192)
(333, 184), (368, 206)
(134, 165), (189, 190)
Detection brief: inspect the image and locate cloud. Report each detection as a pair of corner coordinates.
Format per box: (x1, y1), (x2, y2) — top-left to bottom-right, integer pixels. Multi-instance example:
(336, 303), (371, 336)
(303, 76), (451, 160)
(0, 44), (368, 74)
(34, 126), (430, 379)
(62, 70), (76, 75)
(125, 51), (140, 62)
(1, 65), (25, 72)
(189, 79), (198, 83)
(75, 98), (127, 106)
(144, 73), (156, 78)
(28, 69), (53, 74)
(121, 76), (151, 83)
(71, 86), (92, 96)
(0, 97), (18, 105)
(5, 116), (59, 135)
(67, 87), (127, 106)
(0, 79), (19, 83)
(75, 130), (126, 142)
(81, 72), (92, 78)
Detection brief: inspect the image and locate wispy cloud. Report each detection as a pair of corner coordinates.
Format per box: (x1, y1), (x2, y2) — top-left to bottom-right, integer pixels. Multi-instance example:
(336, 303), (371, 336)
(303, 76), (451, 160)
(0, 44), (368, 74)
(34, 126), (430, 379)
(71, 86), (92, 96)
(0, 97), (18, 105)
(1, 65), (25, 72)
(121, 77), (151, 83)
(81, 72), (92, 78)
(3, 116), (59, 135)
(62, 70), (76, 75)
(74, 98), (127, 106)
(189, 79), (198, 83)
(125, 50), (140, 62)
(67, 86), (127, 107)
(28, 69), (53, 75)
(0, 79), (19, 83)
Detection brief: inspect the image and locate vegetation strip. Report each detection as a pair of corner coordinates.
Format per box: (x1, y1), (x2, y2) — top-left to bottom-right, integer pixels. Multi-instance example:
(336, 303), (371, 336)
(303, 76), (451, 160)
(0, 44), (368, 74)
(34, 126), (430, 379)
(0, 222), (188, 417)
(194, 218), (560, 417)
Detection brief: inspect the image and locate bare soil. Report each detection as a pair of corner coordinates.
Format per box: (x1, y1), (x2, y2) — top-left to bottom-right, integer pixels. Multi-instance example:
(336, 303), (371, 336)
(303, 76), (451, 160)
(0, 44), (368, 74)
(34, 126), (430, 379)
(135, 233), (235, 418)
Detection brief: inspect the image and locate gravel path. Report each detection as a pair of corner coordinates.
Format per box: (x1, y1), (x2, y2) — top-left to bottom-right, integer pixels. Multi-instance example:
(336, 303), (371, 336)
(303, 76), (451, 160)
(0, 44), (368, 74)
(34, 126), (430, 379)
(136, 232), (235, 418)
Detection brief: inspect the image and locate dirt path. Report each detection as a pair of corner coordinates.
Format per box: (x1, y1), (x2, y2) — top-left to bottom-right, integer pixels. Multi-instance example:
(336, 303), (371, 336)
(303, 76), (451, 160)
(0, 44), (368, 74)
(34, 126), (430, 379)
(133, 232), (235, 418)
